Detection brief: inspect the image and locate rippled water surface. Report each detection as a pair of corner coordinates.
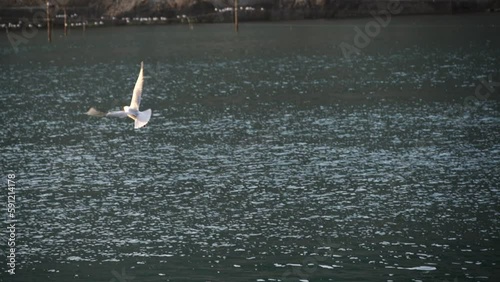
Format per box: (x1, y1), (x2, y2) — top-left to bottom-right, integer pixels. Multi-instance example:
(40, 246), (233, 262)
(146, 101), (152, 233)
(1, 14), (500, 281)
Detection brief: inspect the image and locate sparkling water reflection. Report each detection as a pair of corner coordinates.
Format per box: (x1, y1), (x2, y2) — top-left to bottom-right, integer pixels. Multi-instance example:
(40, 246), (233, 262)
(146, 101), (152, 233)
(1, 14), (499, 282)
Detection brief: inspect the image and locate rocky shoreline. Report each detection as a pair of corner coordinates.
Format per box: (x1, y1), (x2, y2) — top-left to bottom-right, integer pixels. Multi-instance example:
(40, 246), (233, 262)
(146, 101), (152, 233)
(0, 0), (499, 28)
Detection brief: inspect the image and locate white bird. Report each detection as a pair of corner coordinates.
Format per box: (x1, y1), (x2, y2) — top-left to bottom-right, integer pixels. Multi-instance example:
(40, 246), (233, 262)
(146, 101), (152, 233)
(87, 61), (152, 129)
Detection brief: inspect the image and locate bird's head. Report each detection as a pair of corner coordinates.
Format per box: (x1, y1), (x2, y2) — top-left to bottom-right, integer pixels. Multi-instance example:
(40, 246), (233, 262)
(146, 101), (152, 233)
(123, 106), (130, 112)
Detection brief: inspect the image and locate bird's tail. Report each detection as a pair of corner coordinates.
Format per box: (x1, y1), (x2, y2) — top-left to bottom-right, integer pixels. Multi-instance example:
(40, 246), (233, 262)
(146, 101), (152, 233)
(134, 109), (152, 129)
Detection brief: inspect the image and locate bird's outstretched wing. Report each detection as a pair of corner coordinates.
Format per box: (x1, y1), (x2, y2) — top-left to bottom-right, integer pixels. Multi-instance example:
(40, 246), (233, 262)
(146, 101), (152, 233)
(134, 109), (152, 129)
(129, 61), (144, 111)
(106, 111), (128, 118)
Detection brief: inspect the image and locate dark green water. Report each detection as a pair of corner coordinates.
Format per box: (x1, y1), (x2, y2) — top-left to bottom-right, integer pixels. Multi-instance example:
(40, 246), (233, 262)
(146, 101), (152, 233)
(1, 14), (500, 281)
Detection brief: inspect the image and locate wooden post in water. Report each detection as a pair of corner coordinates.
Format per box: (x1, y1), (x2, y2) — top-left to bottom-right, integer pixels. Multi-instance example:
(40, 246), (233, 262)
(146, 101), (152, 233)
(46, 1), (51, 42)
(234, 0), (239, 32)
(64, 8), (68, 36)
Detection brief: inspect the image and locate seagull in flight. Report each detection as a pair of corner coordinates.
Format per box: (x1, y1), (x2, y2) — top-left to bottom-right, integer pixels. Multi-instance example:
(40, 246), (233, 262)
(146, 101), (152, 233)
(86, 61), (152, 129)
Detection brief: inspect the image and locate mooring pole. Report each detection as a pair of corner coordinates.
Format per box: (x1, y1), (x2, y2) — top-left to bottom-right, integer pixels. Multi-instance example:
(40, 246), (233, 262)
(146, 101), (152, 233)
(234, 0), (239, 32)
(64, 8), (68, 36)
(46, 1), (51, 42)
